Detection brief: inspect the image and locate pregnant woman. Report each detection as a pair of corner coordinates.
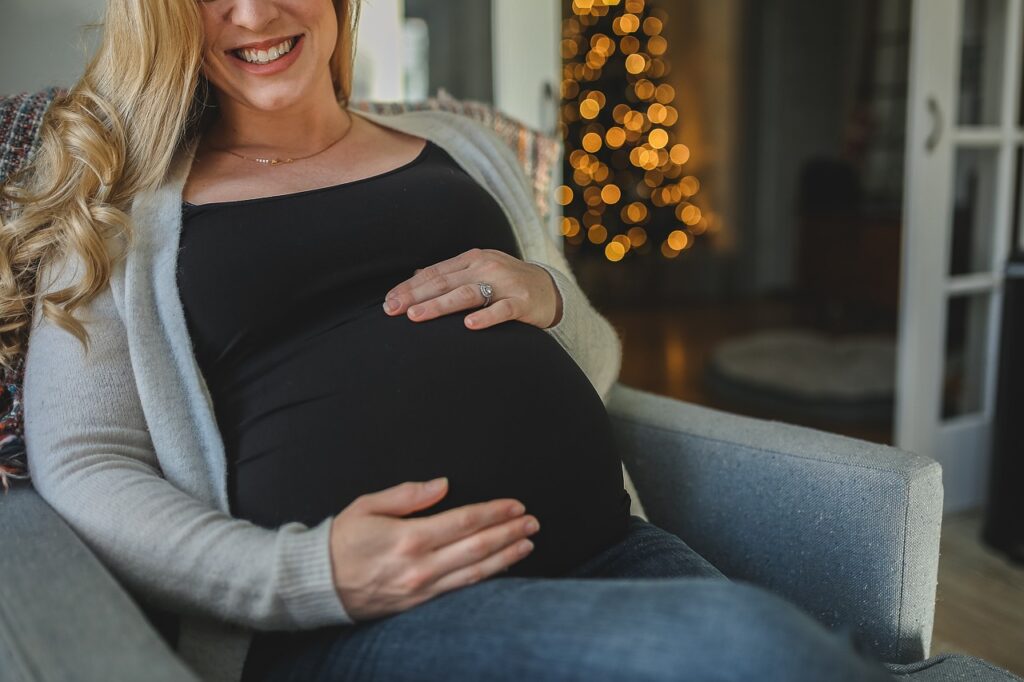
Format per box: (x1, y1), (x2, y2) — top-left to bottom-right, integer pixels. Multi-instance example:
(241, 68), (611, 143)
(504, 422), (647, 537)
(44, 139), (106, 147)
(6, 1), (910, 681)
(178, 128), (634, 578)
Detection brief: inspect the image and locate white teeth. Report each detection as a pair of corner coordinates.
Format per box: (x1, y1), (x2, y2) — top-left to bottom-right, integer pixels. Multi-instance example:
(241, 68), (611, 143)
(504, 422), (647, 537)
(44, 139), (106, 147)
(235, 37), (296, 65)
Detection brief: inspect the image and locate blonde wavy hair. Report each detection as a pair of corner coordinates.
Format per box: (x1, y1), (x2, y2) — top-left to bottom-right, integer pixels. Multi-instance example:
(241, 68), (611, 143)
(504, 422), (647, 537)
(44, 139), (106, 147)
(0, 0), (361, 372)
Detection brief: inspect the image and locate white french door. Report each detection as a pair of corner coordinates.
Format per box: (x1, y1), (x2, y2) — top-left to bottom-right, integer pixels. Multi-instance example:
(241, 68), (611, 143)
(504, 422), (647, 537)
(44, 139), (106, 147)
(898, 0), (1022, 512)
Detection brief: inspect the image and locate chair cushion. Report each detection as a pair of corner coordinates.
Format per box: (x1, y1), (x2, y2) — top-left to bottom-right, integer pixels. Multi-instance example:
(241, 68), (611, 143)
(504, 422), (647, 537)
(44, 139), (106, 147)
(0, 87), (561, 488)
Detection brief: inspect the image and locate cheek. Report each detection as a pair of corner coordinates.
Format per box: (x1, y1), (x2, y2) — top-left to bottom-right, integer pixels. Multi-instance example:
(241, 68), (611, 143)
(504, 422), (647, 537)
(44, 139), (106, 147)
(314, 1), (339, 50)
(200, 50), (228, 89)
(198, 10), (219, 53)
(198, 16), (222, 80)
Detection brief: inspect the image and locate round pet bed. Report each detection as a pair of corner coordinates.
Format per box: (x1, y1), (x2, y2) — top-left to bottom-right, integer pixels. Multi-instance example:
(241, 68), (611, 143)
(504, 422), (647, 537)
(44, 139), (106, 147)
(704, 328), (896, 423)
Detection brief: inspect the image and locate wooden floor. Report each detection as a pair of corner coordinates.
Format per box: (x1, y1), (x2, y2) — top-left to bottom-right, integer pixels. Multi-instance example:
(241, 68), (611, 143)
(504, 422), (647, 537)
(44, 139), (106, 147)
(932, 511), (1024, 676)
(604, 302), (1024, 676)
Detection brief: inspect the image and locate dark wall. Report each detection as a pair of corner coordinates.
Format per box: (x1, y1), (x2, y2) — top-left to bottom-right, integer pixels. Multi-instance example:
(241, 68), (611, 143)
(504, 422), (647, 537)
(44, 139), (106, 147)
(405, 0), (494, 103)
(739, 0), (863, 295)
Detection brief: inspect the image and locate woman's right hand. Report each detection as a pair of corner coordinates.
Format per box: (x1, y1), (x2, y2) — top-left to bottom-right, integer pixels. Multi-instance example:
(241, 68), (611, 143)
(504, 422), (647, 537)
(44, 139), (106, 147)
(329, 477), (540, 622)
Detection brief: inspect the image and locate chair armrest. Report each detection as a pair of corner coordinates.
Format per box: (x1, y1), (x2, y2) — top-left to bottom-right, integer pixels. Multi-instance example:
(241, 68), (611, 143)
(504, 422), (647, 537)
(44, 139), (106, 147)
(0, 483), (199, 682)
(605, 381), (943, 665)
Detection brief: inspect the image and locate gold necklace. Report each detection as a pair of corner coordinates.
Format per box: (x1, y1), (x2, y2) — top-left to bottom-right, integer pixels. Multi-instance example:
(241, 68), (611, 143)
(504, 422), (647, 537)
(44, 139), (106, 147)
(204, 115), (354, 166)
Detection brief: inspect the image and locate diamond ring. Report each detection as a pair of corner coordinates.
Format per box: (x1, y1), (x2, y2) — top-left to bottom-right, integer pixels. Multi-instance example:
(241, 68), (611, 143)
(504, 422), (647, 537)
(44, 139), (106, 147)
(477, 282), (493, 307)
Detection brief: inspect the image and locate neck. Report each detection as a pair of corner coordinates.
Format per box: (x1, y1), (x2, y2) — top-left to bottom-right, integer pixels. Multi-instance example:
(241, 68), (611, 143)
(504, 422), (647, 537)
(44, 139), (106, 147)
(204, 80), (349, 155)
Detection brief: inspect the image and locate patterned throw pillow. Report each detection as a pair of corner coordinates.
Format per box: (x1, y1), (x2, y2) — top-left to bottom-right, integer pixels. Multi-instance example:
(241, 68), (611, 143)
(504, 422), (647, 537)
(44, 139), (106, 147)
(0, 88), (60, 492)
(0, 87), (562, 491)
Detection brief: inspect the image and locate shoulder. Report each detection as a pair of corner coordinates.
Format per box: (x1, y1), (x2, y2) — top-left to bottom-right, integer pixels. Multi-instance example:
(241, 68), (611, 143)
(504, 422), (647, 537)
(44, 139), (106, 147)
(352, 106), (513, 166)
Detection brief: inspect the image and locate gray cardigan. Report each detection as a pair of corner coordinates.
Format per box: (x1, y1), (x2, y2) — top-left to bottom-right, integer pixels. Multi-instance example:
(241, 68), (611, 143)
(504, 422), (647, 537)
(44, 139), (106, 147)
(23, 107), (624, 682)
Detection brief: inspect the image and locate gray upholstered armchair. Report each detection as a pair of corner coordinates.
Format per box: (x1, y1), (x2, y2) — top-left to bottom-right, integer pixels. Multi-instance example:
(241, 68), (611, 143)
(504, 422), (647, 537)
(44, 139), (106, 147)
(607, 384), (942, 663)
(0, 91), (1012, 681)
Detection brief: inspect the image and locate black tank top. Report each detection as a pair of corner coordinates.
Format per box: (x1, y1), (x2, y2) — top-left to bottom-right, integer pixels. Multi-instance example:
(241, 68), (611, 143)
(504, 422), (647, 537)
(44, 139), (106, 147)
(176, 140), (630, 578)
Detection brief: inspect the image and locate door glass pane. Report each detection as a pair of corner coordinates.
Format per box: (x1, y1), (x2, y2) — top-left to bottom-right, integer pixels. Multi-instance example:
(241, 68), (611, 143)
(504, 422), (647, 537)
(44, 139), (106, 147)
(959, 0), (1009, 126)
(949, 147), (999, 275)
(941, 292), (992, 419)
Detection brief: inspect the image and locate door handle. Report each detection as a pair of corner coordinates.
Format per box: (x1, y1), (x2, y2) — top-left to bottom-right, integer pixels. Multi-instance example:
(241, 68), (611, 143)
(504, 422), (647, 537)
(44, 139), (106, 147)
(926, 96), (943, 153)
(540, 81), (557, 137)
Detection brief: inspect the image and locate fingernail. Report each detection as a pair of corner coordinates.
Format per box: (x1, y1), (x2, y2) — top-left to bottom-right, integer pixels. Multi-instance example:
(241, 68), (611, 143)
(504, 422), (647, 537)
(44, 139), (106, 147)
(384, 298), (399, 312)
(426, 476), (447, 493)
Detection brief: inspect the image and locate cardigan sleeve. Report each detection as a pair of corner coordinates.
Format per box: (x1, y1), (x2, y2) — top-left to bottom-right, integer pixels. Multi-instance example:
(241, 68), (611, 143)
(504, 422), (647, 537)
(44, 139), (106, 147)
(471, 118), (623, 404)
(22, 253), (355, 632)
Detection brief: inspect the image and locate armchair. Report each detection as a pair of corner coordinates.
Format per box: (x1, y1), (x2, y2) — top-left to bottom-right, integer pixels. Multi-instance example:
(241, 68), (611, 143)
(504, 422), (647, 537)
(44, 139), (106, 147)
(607, 383), (941, 664)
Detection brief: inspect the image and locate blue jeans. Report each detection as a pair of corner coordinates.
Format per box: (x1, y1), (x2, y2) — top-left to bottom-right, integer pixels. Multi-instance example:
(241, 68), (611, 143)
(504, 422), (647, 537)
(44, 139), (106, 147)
(242, 515), (896, 681)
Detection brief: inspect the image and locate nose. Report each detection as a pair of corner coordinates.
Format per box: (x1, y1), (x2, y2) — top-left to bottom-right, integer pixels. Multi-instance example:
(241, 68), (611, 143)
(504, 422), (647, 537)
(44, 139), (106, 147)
(227, 0), (281, 34)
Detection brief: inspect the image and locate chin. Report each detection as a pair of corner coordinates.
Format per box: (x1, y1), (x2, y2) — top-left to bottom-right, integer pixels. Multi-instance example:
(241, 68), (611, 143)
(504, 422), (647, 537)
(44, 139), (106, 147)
(207, 70), (320, 113)
(236, 87), (313, 112)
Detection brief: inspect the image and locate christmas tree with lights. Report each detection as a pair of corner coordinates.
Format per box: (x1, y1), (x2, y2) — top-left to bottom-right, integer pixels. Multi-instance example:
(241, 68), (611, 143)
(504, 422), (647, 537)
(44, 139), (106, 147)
(559, 0), (713, 262)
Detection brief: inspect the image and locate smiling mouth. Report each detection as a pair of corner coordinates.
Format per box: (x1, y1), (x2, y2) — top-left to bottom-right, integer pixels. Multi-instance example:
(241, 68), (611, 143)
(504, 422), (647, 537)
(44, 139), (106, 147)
(231, 35), (302, 65)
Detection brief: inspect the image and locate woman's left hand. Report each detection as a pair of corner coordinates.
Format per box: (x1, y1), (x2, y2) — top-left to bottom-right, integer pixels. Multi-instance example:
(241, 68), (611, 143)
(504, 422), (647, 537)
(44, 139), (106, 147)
(382, 248), (563, 330)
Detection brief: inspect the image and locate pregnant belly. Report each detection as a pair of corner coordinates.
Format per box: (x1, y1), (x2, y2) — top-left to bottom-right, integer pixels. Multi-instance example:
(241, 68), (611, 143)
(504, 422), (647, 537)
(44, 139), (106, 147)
(217, 304), (631, 578)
